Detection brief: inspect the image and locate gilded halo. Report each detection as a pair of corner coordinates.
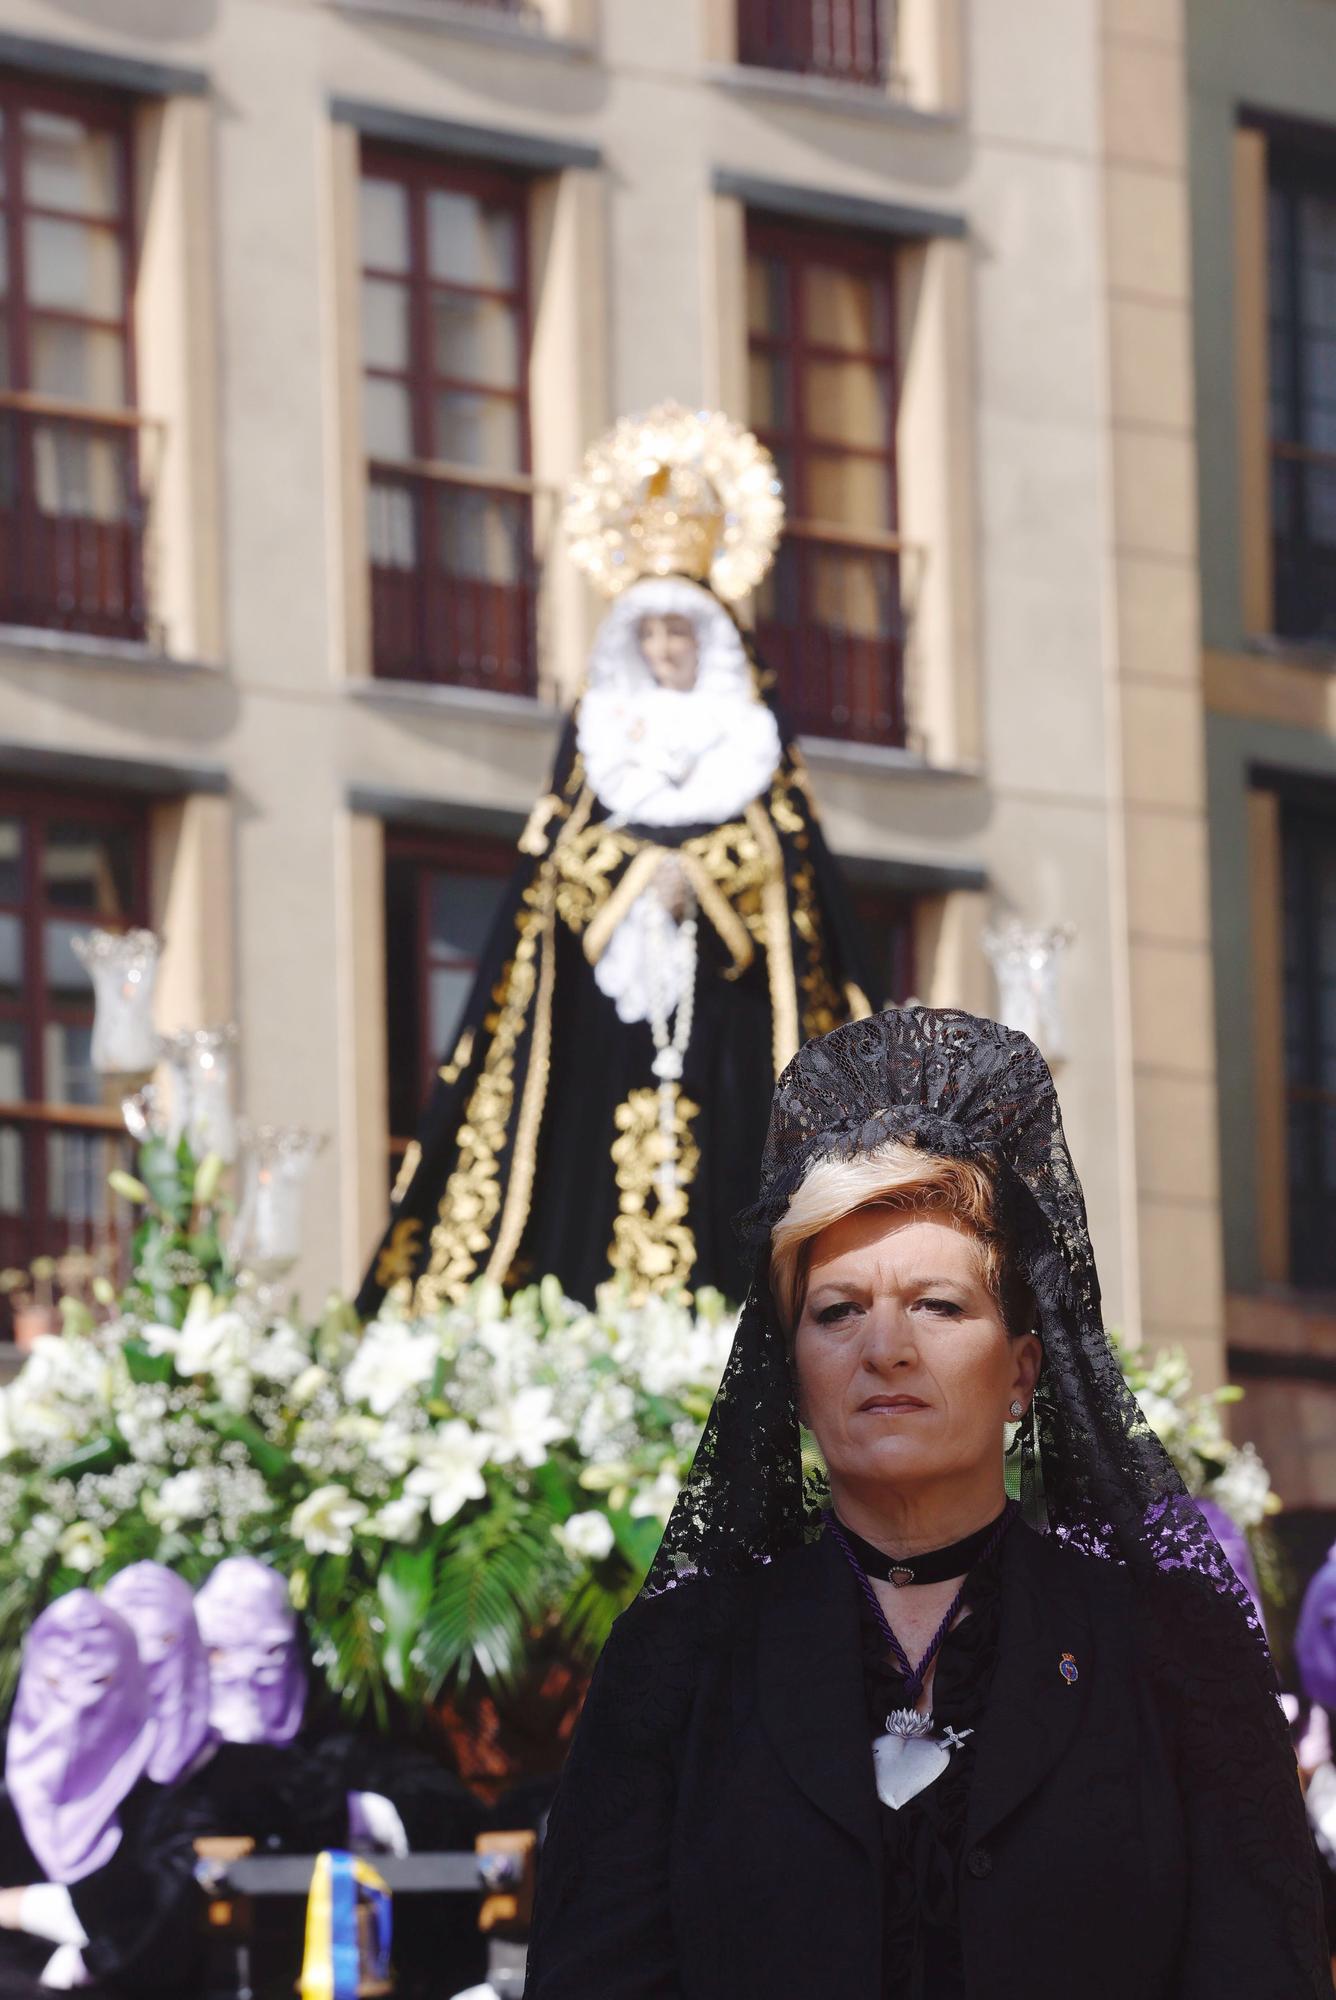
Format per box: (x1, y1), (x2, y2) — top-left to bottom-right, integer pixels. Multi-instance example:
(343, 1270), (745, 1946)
(563, 402), (785, 603)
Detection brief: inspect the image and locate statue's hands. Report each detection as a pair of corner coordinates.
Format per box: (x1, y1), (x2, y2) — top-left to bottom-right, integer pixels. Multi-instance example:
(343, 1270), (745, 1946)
(653, 858), (690, 922)
(0, 1887), (27, 1929)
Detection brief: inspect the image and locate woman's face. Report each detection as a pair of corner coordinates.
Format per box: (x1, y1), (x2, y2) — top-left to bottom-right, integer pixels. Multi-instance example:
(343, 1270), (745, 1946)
(637, 613), (699, 691)
(792, 1207), (1041, 1500)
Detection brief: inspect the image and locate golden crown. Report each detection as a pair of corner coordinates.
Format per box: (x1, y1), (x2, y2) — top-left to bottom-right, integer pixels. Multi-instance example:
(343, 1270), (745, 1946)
(563, 402), (785, 603)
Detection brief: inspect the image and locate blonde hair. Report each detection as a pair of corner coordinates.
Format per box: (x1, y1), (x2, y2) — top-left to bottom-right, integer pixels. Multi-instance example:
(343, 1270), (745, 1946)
(769, 1139), (1027, 1338)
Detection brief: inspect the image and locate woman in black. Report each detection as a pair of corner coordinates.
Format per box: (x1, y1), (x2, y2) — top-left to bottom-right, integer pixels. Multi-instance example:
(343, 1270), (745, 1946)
(524, 1006), (1328, 1998)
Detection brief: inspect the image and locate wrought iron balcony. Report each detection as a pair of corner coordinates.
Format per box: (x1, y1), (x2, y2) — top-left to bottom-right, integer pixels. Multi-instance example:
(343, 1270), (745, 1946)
(0, 393), (158, 644)
(368, 457), (546, 697)
(736, 0), (893, 88)
(755, 519), (918, 747)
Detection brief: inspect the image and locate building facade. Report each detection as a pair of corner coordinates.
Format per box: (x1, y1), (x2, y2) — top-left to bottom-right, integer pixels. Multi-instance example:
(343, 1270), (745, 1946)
(1187, 0), (1336, 1524)
(0, 0), (1219, 1394)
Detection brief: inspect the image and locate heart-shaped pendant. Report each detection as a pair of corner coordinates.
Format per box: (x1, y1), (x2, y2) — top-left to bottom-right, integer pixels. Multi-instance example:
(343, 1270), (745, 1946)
(872, 1730), (951, 1810)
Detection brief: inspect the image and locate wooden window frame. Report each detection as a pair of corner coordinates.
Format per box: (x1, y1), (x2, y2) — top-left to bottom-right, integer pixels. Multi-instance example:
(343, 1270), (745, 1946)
(1278, 791), (1336, 1289)
(1264, 133), (1336, 644)
(383, 826), (513, 1163)
(0, 72), (148, 640)
(0, 786), (148, 1279)
(360, 146), (540, 694)
(747, 211), (906, 744)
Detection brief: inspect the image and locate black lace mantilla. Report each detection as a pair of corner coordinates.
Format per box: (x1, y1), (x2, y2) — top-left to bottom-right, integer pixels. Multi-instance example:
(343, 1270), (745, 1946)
(644, 1007), (1267, 1640)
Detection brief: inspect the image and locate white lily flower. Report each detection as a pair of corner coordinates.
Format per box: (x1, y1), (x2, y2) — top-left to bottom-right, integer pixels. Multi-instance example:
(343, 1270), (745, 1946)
(404, 1421), (492, 1524)
(479, 1386), (567, 1468)
(343, 1327), (440, 1417)
(553, 1510), (615, 1562)
(629, 1464), (682, 1523)
(252, 1322), (311, 1386)
(291, 1483), (368, 1556)
(58, 1522), (107, 1574)
(366, 1495), (426, 1544)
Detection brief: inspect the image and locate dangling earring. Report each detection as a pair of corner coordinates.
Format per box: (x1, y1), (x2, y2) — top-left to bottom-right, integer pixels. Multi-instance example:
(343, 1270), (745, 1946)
(1009, 1400), (1025, 1420)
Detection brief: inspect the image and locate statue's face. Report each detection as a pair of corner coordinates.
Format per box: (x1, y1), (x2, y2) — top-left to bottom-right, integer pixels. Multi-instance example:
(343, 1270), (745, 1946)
(637, 613), (699, 691)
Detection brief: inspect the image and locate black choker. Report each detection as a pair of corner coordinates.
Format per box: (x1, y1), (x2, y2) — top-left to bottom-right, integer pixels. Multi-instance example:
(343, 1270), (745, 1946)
(827, 1501), (1016, 1588)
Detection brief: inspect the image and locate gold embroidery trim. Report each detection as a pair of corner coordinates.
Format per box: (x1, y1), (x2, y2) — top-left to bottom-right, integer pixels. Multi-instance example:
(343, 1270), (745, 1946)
(486, 890), (558, 1287)
(745, 799), (799, 1075)
(582, 844), (668, 967)
(374, 1214), (423, 1293)
(389, 1139), (422, 1208)
(438, 1027), (475, 1087)
(607, 1083), (701, 1300)
(675, 850), (755, 977)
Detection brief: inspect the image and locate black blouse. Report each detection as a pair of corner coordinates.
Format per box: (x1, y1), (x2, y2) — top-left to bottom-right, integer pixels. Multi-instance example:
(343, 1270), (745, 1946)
(855, 1554), (1002, 2000)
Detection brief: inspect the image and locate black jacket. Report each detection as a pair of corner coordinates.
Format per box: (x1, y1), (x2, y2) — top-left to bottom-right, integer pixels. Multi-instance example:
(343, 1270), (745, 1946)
(525, 1520), (1329, 1999)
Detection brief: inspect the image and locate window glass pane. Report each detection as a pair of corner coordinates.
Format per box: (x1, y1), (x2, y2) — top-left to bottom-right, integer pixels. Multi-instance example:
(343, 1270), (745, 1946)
(428, 870), (503, 962)
(0, 913), (22, 1001)
(363, 377), (413, 461)
(806, 451), (894, 532)
(747, 254), (788, 338)
(360, 176), (410, 274)
(427, 191), (518, 290)
(432, 294), (520, 390)
(0, 1123), (23, 1215)
(802, 265), (890, 352)
(0, 819), (22, 903)
(31, 424), (129, 522)
(43, 918), (94, 1001)
(361, 278), (410, 373)
(366, 475), (418, 568)
(0, 1017), (24, 1099)
(43, 822), (136, 915)
(25, 216), (124, 317)
(434, 391), (522, 471)
(437, 488), (523, 583)
(23, 111), (120, 218)
(0, 108), (6, 202)
(43, 1018), (97, 1107)
(804, 358), (892, 449)
(749, 352), (789, 432)
(30, 319), (126, 406)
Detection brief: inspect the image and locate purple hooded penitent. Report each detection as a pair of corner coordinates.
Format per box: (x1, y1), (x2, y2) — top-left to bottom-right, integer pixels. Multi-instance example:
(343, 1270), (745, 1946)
(1196, 1499), (1266, 1633)
(103, 1563), (215, 1786)
(193, 1557), (307, 1746)
(1296, 1542), (1336, 1711)
(5, 1593), (153, 1884)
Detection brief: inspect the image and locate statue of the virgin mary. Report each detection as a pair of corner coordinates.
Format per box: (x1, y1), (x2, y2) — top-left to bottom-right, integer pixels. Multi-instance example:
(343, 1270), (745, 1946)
(357, 405), (871, 1315)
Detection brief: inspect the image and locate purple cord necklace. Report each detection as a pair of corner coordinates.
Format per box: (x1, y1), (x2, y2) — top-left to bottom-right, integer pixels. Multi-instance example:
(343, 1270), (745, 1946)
(825, 1500), (1017, 1705)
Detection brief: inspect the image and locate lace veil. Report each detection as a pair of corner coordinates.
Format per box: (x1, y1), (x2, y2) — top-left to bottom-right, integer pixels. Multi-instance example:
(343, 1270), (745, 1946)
(641, 1007), (1268, 1665)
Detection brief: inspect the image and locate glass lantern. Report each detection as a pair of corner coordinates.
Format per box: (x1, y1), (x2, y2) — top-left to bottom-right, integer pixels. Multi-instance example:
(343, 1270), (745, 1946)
(230, 1125), (326, 1314)
(982, 920), (1075, 1064)
(164, 1027), (240, 1165)
(70, 928), (162, 1083)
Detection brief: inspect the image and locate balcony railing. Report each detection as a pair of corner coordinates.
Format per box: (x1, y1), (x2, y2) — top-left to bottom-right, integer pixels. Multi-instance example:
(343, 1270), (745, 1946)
(368, 456), (546, 697)
(1272, 439), (1336, 645)
(0, 1101), (135, 1292)
(755, 520), (918, 746)
(0, 392), (160, 644)
(736, 0), (893, 87)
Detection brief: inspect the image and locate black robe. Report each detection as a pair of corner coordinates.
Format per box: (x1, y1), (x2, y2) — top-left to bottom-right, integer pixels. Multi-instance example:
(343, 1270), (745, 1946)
(358, 708), (871, 1318)
(524, 1520), (1330, 1999)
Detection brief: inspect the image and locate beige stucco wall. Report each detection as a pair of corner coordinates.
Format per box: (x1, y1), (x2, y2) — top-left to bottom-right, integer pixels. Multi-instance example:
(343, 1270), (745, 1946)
(0, 0), (1222, 1348)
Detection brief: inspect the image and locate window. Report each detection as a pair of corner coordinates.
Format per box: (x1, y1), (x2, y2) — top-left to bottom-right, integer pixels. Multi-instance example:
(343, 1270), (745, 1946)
(1282, 800), (1336, 1286)
(384, 829), (512, 1179)
(360, 150), (537, 694)
(747, 214), (904, 744)
(0, 77), (145, 640)
(736, 0), (892, 87)
(0, 790), (145, 1284)
(1268, 139), (1336, 643)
